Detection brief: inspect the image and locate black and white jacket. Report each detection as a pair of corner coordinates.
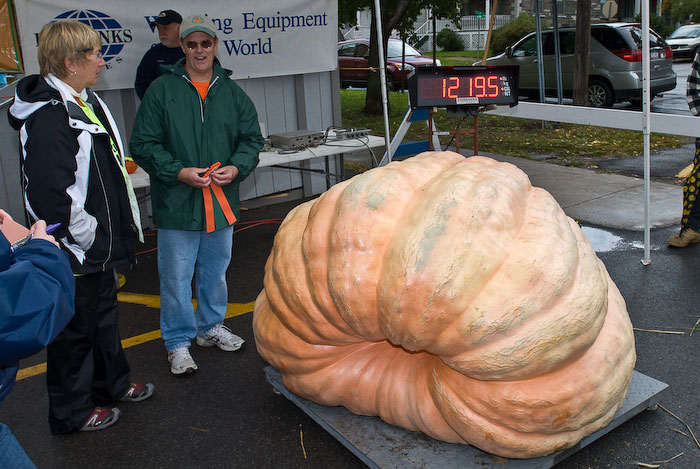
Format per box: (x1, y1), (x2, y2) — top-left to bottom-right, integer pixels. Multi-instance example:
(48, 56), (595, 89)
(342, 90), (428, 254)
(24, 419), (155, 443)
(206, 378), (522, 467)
(8, 74), (142, 274)
(687, 51), (700, 119)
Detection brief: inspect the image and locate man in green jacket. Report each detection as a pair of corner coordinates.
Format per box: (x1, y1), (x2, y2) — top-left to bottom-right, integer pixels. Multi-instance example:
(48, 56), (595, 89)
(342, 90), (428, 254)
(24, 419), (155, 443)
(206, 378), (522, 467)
(130, 14), (263, 375)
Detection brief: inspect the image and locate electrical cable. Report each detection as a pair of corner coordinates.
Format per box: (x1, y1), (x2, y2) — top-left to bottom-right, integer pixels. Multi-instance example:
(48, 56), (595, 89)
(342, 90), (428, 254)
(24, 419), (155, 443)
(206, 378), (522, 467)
(304, 145), (332, 188)
(323, 134), (378, 167)
(134, 219), (284, 256)
(234, 220), (282, 234)
(135, 247), (158, 256)
(323, 125), (336, 144)
(236, 218), (285, 224)
(358, 137), (379, 167)
(443, 115), (469, 152)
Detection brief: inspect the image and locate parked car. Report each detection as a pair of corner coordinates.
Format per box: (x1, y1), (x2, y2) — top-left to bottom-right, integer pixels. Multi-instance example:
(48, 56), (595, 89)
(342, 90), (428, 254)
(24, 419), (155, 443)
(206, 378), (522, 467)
(480, 23), (676, 107)
(666, 24), (700, 60)
(338, 38), (440, 90)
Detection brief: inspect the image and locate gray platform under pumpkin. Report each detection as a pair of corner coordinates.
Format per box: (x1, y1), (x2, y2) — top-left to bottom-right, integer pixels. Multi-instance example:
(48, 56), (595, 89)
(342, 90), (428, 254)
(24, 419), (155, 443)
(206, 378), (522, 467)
(264, 367), (668, 468)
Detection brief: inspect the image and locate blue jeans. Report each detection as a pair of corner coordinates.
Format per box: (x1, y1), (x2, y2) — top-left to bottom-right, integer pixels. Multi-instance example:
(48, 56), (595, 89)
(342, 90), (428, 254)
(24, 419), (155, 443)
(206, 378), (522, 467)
(157, 226), (233, 352)
(0, 422), (36, 468)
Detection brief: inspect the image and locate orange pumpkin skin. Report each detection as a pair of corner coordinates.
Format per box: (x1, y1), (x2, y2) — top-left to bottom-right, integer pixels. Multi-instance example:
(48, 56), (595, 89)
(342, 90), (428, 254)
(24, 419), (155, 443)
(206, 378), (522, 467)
(253, 152), (636, 459)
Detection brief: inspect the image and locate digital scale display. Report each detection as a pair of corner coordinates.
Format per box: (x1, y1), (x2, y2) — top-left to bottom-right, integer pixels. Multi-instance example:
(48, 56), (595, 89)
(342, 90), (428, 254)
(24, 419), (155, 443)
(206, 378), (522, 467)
(408, 66), (519, 109)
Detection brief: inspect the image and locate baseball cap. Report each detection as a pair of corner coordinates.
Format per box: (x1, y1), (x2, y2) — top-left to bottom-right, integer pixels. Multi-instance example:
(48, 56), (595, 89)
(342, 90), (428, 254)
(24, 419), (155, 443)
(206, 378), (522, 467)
(180, 14), (217, 39)
(150, 10), (183, 27)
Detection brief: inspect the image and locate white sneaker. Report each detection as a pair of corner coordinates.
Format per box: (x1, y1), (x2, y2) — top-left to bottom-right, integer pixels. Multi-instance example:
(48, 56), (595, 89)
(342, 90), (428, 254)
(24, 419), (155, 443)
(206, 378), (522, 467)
(196, 323), (245, 352)
(167, 347), (198, 375)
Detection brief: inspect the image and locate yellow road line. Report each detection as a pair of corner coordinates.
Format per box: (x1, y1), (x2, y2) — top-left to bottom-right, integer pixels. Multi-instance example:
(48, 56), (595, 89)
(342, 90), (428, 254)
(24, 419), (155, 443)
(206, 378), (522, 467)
(16, 293), (255, 381)
(16, 363), (47, 380)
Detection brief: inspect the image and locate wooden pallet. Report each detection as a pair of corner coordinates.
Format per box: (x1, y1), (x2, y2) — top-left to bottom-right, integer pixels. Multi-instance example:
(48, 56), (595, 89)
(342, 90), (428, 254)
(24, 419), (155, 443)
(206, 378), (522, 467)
(265, 367), (668, 468)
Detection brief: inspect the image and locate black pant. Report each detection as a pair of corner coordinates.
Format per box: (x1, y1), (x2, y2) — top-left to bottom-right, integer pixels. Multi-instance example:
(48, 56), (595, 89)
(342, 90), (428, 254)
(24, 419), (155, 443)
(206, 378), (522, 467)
(47, 269), (131, 434)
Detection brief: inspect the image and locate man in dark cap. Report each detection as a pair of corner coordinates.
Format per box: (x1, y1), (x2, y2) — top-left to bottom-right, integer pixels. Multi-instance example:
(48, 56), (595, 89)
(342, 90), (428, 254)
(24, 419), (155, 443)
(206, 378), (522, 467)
(134, 9), (184, 100)
(130, 14), (263, 375)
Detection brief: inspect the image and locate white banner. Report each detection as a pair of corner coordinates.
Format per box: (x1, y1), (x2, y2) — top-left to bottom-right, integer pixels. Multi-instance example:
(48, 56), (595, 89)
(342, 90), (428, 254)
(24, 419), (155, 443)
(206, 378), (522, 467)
(14, 0), (338, 90)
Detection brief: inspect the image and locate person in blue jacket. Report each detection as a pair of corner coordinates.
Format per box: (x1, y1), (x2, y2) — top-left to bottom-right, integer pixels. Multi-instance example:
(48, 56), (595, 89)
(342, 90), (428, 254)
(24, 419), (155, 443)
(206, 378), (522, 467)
(134, 10), (184, 100)
(0, 209), (75, 468)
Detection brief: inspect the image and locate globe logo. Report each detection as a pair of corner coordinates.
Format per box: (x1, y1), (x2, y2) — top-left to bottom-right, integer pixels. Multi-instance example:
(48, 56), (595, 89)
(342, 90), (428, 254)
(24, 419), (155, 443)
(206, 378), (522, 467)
(54, 10), (132, 63)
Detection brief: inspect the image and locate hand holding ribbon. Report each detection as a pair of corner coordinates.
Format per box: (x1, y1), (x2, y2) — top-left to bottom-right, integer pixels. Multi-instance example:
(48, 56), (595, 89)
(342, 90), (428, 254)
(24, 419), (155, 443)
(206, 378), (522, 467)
(177, 167), (212, 188)
(210, 165), (239, 187)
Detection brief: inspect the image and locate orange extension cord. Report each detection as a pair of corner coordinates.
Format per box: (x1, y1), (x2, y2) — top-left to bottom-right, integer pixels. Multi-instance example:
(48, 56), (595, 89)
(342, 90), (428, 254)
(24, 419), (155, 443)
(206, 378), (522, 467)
(134, 218), (284, 256)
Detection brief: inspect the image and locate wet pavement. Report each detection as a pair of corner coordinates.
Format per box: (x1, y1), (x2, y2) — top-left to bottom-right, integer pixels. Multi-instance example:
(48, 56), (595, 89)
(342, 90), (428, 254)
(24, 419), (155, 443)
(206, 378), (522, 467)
(2, 151), (700, 468)
(595, 143), (695, 184)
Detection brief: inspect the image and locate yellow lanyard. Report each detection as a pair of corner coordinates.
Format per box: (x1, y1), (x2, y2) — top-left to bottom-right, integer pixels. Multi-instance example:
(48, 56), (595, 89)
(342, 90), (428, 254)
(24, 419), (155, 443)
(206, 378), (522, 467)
(73, 96), (144, 243)
(75, 96), (121, 160)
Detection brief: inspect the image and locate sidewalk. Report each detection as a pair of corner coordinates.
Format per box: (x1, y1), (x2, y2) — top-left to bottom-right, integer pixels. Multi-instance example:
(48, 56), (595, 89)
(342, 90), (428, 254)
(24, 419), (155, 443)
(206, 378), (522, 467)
(479, 151), (683, 230)
(3, 145), (699, 469)
(346, 147), (683, 231)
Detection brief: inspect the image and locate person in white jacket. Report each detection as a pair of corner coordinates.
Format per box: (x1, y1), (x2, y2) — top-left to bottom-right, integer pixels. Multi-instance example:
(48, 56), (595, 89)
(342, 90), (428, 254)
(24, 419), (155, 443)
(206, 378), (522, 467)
(8, 20), (154, 434)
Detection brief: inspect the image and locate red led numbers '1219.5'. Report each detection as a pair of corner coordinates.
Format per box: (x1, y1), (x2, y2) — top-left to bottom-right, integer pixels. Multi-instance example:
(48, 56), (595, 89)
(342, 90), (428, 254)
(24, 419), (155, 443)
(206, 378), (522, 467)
(409, 66), (518, 109)
(441, 75), (500, 98)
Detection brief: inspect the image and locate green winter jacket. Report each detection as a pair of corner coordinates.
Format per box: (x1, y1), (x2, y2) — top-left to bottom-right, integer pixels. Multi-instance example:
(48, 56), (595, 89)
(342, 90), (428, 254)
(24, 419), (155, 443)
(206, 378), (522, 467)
(129, 60), (263, 231)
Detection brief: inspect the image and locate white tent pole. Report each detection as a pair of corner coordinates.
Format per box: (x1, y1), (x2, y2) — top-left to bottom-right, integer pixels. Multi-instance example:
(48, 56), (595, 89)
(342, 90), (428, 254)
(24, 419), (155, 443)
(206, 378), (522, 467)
(641, 0), (651, 265)
(485, 0), (490, 29)
(373, 0), (392, 159)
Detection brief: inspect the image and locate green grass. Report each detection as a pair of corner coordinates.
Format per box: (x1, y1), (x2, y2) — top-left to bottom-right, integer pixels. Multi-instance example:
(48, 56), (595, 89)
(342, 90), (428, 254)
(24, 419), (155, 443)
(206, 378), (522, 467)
(436, 50), (483, 58)
(433, 50), (482, 66)
(418, 51), (483, 66)
(340, 89), (691, 169)
(437, 57), (476, 66)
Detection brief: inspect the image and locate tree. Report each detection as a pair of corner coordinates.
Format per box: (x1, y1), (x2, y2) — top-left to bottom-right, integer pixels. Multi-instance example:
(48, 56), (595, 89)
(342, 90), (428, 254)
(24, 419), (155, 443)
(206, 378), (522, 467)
(339, 0), (368, 26)
(573, 0), (592, 106)
(436, 28), (465, 51)
(339, 1), (460, 114)
(363, 1), (414, 114)
(489, 12), (536, 56)
(664, 0), (700, 25)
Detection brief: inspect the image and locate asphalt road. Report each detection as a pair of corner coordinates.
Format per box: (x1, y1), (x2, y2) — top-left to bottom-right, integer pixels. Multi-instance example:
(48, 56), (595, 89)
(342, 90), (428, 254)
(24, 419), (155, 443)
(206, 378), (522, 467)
(534, 60), (692, 114)
(534, 60), (697, 185)
(630, 60), (692, 115)
(2, 194), (700, 469)
(595, 142), (695, 184)
(1, 60), (698, 469)
(588, 61), (697, 184)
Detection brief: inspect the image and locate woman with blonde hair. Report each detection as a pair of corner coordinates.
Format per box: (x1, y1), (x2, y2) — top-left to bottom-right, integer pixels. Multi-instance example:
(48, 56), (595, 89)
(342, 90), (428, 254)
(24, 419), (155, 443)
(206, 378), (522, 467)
(8, 20), (154, 434)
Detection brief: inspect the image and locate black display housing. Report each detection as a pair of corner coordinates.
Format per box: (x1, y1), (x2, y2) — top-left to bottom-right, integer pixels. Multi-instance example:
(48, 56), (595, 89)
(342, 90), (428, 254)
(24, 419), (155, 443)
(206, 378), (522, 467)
(407, 66), (519, 109)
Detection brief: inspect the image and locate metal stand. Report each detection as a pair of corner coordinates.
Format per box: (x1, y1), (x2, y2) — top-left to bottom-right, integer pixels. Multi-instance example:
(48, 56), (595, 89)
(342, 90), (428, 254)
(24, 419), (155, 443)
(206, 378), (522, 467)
(450, 115), (479, 154)
(379, 107), (441, 166)
(380, 108), (484, 166)
(265, 367), (668, 469)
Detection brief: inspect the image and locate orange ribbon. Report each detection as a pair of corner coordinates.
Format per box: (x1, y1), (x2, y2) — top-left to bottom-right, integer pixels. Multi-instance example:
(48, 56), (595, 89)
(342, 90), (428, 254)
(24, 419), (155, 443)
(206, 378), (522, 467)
(203, 183), (236, 233)
(201, 162), (236, 233)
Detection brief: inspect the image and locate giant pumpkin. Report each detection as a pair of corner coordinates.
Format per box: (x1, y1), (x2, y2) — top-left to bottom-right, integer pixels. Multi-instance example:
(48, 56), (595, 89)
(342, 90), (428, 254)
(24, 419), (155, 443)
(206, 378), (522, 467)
(253, 152), (636, 459)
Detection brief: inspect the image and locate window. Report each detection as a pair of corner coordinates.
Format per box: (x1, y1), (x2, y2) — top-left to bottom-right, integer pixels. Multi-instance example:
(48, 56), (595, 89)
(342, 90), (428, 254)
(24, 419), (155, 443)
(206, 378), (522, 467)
(559, 31), (576, 55)
(591, 27), (627, 51)
(627, 27), (663, 48)
(386, 40), (421, 58)
(339, 44), (356, 57)
(355, 43), (369, 57)
(669, 25), (700, 39)
(512, 35), (540, 57)
(542, 32), (575, 55)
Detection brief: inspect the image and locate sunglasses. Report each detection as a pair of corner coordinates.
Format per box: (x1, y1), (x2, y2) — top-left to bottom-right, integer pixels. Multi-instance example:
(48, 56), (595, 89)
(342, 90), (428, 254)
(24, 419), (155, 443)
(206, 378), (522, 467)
(185, 39), (213, 50)
(76, 47), (103, 60)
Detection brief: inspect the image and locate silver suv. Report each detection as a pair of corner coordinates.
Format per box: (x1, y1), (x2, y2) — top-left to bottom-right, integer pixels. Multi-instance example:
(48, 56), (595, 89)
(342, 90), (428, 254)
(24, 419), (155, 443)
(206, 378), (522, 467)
(482, 23), (676, 107)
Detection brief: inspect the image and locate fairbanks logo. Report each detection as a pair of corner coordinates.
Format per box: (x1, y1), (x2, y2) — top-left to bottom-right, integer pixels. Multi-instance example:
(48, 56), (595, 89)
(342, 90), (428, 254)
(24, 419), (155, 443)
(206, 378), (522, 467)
(55, 10), (132, 64)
